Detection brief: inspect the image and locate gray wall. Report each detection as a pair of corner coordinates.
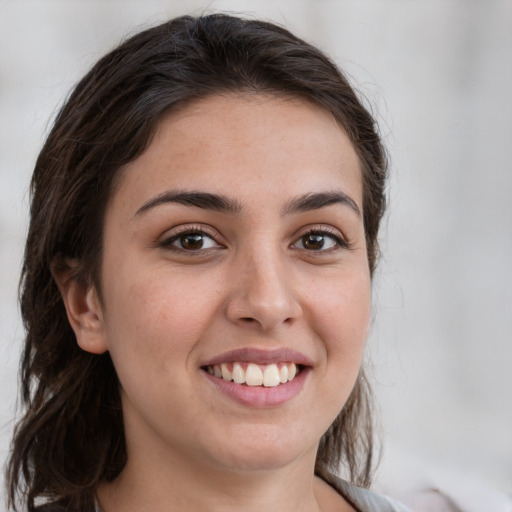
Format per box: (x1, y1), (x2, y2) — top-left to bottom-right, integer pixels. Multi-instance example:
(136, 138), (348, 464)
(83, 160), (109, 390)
(1, 0), (511, 505)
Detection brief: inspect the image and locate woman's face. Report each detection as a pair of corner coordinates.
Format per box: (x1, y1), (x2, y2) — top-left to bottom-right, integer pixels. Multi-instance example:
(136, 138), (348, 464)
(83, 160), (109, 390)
(86, 94), (371, 474)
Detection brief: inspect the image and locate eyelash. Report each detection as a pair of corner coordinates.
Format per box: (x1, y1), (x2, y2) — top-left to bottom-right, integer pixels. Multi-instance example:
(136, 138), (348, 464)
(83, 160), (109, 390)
(159, 225), (223, 253)
(158, 225), (349, 254)
(292, 227), (349, 253)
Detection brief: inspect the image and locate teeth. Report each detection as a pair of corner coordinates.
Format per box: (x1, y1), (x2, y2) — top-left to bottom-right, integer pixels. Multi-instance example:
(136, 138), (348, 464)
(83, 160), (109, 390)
(263, 364), (281, 387)
(207, 362), (299, 387)
(232, 362), (245, 384)
(246, 364), (263, 386)
(221, 363), (232, 381)
(279, 364), (288, 383)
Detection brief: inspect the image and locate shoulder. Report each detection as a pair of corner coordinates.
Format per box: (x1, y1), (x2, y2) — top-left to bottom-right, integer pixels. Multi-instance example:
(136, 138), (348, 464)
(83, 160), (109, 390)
(318, 470), (412, 512)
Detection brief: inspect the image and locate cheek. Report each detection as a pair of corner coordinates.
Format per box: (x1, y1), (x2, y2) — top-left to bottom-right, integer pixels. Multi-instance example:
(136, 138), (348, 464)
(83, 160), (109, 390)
(101, 272), (219, 379)
(299, 267), (371, 435)
(310, 268), (371, 371)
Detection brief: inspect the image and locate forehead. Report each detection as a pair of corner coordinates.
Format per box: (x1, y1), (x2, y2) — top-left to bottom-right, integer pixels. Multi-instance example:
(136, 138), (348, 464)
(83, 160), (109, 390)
(112, 93), (363, 214)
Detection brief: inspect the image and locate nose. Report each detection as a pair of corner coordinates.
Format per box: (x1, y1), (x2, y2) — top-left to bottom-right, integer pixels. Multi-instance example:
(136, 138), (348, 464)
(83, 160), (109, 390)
(225, 250), (303, 332)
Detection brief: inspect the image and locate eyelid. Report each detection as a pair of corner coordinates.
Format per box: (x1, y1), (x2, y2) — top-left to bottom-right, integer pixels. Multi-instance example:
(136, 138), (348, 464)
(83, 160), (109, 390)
(158, 223), (225, 250)
(291, 225), (350, 251)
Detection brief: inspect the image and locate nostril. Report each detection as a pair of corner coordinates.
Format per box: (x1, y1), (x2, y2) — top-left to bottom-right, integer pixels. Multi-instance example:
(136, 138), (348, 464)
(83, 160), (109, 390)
(240, 317), (255, 323)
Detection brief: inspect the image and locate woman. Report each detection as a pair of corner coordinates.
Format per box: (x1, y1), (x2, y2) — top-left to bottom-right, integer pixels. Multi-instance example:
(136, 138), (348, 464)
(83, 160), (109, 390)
(6, 14), (410, 512)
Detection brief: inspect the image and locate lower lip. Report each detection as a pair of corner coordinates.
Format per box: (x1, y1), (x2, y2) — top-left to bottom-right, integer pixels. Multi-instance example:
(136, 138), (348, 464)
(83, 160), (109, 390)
(203, 367), (310, 407)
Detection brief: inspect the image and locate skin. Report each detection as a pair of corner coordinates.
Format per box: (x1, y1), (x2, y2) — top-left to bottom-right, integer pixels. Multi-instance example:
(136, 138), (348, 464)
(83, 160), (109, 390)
(57, 94), (371, 511)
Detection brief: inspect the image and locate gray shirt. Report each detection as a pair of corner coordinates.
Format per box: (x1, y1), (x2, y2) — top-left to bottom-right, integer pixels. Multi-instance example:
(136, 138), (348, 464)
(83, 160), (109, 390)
(320, 471), (411, 512)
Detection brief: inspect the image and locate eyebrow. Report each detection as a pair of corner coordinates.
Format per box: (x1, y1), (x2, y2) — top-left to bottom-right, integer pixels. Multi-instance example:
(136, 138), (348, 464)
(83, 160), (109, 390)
(283, 191), (361, 217)
(133, 189), (361, 218)
(134, 190), (243, 217)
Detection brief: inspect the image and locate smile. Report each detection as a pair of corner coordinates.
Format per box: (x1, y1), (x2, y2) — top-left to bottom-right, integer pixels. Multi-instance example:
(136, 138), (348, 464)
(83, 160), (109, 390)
(204, 362), (300, 387)
(200, 348), (312, 407)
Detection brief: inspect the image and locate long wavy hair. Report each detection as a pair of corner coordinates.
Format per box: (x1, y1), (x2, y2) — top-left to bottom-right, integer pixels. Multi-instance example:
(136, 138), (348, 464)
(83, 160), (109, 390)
(6, 13), (387, 511)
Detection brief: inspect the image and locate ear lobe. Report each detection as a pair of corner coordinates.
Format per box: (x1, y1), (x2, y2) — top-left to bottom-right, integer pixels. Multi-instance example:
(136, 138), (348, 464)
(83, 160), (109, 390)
(52, 259), (108, 355)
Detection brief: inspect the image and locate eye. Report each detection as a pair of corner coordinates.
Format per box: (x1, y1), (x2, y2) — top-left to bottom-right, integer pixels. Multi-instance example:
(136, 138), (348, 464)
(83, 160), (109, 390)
(292, 229), (346, 252)
(160, 229), (222, 252)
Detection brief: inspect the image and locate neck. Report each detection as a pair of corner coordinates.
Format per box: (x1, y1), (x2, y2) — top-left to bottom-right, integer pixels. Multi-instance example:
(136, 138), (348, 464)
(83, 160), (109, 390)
(97, 443), (325, 512)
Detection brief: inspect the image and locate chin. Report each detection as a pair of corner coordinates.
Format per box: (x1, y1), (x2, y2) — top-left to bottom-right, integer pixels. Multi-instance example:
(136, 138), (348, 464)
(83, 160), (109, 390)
(215, 448), (304, 472)
(205, 423), (317, 472)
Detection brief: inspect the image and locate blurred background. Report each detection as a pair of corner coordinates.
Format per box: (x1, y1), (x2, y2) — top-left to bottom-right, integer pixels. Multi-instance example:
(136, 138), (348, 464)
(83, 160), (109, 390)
(1, 0), (511, 509)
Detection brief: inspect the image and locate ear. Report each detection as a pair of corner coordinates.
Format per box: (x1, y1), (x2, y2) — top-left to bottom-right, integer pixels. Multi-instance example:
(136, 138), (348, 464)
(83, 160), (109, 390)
(52, 259), (108, 354)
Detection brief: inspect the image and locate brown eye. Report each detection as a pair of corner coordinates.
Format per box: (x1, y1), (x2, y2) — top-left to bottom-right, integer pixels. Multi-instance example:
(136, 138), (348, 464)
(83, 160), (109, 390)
(302, 234), (326, 250)
(180, 234), (206, 250)
(292, 230), (343, 251)
(164, 231), (220, 251)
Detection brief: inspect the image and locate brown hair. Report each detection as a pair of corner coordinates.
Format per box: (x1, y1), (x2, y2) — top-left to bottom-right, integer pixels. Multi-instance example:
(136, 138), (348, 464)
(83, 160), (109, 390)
(6, 14), (387, 511)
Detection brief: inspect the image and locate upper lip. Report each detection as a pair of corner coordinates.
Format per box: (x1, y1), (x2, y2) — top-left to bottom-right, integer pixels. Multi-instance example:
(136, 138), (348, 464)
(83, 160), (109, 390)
(200, 347), (314, 367)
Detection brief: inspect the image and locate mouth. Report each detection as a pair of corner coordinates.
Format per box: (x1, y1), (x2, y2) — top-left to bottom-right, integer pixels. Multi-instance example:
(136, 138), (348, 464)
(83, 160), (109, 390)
(199, 348), (312, 406)
(202, 362), (304, 387)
